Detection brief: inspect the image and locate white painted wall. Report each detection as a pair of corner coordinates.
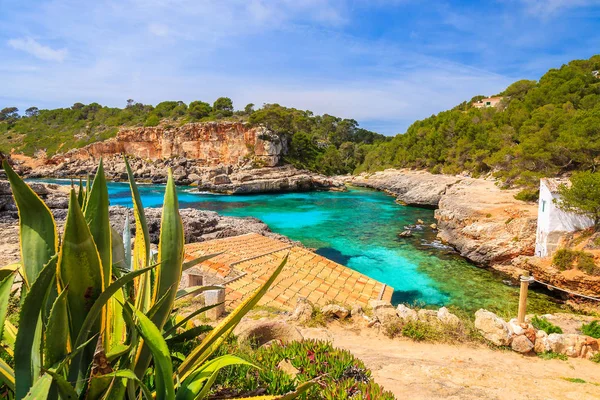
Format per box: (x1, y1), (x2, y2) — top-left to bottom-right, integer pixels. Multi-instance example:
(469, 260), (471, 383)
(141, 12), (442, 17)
(535, 179), (594, 257)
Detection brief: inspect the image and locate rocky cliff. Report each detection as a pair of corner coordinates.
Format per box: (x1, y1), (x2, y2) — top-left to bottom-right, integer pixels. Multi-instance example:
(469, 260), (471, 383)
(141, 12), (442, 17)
(12, 121), (344, 193)
(48, 121), (284, 167)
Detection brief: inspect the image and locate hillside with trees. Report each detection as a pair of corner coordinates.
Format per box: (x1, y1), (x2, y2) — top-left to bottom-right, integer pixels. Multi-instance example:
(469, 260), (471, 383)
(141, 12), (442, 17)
(357, 55), (600, 197)
(0, 99), (385, 175)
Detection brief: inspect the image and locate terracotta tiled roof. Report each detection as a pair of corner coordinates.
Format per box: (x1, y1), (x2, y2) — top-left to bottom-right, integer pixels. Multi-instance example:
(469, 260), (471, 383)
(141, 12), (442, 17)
(184, 233), (393, 311)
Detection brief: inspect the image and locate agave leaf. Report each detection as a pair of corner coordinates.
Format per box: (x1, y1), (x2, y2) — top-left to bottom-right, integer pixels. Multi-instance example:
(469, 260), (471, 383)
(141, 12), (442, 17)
(2, 160), (57, 288)
(175, 285), (224, 301)
(182, 253), (223, 272)
(43, 287), (70, 368)
(0, 357), (15, 392)
(177, 254), (288, 380)
(3, 320), (17, 354)
(152, 168), (184, 329)
(71, 264), (157, 353)
(163, 303), (221, 338)
(77, 178), (85, 208)
(58, 190), (104, 386)
(22, 372), (52, 400)
(124, 303), (175, 400)
(165, 325), (213, 346)
(44, 369), (78, 399)
(0, 271), (16, 342)
(233, 380), (316, 400)
(146, 284), (176, 321)
(14, 254), (57, 399)
(84, 160), (114, 351)
(0, 262), (19, 281)
(111, 227), (127, 274)
(124, 157), (151, 311)
(176, 355), (256, 400)
(123, 215), (132, 271)
(92, 370), (153, 400)
(84, 159), (112, 290)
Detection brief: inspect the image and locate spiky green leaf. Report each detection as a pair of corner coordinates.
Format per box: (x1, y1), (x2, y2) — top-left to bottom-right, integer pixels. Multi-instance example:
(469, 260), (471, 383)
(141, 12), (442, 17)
(2, 160), (57, 287)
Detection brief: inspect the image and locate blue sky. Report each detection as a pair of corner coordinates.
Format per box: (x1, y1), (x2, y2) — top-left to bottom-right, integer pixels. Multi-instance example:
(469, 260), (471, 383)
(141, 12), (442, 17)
(1, 0), (600, 135)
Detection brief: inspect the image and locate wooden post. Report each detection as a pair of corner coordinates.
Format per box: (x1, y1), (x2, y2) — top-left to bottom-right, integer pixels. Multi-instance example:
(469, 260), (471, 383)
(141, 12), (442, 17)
(518, 272), (533, 323)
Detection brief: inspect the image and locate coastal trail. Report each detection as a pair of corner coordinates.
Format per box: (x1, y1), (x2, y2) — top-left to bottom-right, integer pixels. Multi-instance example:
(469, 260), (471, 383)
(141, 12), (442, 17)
(307, 324), (600, 400)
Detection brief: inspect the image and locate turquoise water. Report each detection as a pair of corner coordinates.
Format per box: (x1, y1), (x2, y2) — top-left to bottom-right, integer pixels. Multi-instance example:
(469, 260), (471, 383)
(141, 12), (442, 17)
(36, 179), (564, 314)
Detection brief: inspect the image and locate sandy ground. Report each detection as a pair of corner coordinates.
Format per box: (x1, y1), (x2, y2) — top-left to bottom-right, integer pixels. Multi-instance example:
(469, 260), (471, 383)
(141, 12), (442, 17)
(300, 324), (600, 400)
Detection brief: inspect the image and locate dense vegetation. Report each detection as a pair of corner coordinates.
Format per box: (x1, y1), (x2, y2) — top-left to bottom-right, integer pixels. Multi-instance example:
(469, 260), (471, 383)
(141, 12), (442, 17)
(357, 55), (600, 191)
(0, 99), (385, 176)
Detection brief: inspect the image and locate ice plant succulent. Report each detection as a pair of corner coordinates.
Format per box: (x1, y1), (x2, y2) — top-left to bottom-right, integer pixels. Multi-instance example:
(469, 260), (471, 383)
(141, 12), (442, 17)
(0, 158), (310, 399)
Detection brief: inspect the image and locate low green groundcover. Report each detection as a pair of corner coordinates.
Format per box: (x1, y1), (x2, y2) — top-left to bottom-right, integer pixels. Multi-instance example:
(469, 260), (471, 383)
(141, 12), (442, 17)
(209, 339), (396, 399)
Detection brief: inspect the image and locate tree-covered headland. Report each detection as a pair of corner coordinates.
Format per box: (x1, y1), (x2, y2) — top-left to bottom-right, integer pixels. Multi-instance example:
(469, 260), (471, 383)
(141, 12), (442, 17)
(0, 98), (386, 176)
(356, 55), (600, 197)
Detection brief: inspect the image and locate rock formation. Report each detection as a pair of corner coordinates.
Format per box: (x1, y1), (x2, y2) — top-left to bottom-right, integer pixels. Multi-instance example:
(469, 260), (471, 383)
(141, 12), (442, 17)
(345, 169), (537, 265)
(13, 121), (344, 193)
(49, 121), (284, 167)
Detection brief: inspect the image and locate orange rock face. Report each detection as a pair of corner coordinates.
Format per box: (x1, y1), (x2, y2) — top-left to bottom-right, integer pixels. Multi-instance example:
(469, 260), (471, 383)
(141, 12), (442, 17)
(49, 122), (283, 167)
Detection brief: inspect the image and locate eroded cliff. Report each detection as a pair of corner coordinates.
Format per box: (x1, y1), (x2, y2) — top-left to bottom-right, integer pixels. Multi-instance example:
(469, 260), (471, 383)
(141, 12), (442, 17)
(47, 121), (284, 167)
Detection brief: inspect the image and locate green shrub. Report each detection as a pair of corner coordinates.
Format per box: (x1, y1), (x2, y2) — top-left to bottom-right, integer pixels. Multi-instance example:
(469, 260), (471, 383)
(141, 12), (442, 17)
(581, 320), (600, 338)
(531, 315), (563, 334)
(213, 340), (396, 399)
(591, 353), (600, 363)
(537, 351), (568, 361)
(552, 249), (578, 270)
(144, 114), (160, 126)
(401, 320), (437, 341)
(514, 189), (539, 202)
(576, 252), (600, 275)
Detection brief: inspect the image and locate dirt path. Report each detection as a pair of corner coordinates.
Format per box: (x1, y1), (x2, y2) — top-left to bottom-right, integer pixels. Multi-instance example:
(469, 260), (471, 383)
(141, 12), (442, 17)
(302, 325), (600, 400)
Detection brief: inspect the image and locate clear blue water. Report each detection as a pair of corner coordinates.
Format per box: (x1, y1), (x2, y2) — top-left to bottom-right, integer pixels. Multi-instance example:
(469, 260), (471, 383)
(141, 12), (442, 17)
(36, 179), (564, 314)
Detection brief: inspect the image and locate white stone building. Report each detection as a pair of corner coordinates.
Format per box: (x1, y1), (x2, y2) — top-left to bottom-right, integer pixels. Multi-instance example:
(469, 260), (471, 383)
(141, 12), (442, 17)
(534, 178), (594, 257)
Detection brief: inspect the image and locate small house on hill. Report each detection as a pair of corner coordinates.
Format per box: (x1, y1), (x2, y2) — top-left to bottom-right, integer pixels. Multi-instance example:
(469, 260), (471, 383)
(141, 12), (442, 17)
(534, 178), (594, 257)
(473, 96), (503, 108)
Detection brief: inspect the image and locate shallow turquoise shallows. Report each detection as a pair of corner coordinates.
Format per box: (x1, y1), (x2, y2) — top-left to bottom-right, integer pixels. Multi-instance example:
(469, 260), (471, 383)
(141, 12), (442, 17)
(36, 179), (564, 314)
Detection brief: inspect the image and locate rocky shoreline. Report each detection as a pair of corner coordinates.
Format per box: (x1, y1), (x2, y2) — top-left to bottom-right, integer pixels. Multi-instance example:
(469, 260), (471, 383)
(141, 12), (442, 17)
(346, 169), (600, 297)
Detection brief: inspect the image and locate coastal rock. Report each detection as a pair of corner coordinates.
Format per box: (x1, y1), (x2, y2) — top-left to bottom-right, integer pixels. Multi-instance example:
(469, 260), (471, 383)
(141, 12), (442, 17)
(436, 179), (537, 265)
(288, 298), (313, 324)
(534, 330), (551, 353)
(351, 304), (364, 317)
(346, 169), (459, 207)
(197, 165), (345, 194)
(396, 304), (418, 322)
(437, 307), (461, 326)
(322, 304), (350, 320)
(474, 309), (512, 346)
(511, 335), (534, 353)
(369, 300), (394, 313)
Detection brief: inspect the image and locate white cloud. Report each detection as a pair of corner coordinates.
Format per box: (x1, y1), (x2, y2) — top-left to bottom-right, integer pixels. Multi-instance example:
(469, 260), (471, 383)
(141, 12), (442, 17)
(148, 23), (170, 37)
(7, 37), (67, 62)
(517, 0), (600, 16)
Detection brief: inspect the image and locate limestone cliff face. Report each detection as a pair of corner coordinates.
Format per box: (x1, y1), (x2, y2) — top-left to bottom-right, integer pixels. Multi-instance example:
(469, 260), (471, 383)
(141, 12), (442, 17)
(48, 121), (284, 167)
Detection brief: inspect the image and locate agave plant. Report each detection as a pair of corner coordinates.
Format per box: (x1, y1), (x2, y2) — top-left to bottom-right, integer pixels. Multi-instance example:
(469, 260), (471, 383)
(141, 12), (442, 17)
(0, 158), (310, 399)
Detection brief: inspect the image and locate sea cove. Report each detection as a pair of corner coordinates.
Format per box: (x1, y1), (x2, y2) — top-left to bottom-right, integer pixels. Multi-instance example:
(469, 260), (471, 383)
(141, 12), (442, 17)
(37, 179), (562, 314)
